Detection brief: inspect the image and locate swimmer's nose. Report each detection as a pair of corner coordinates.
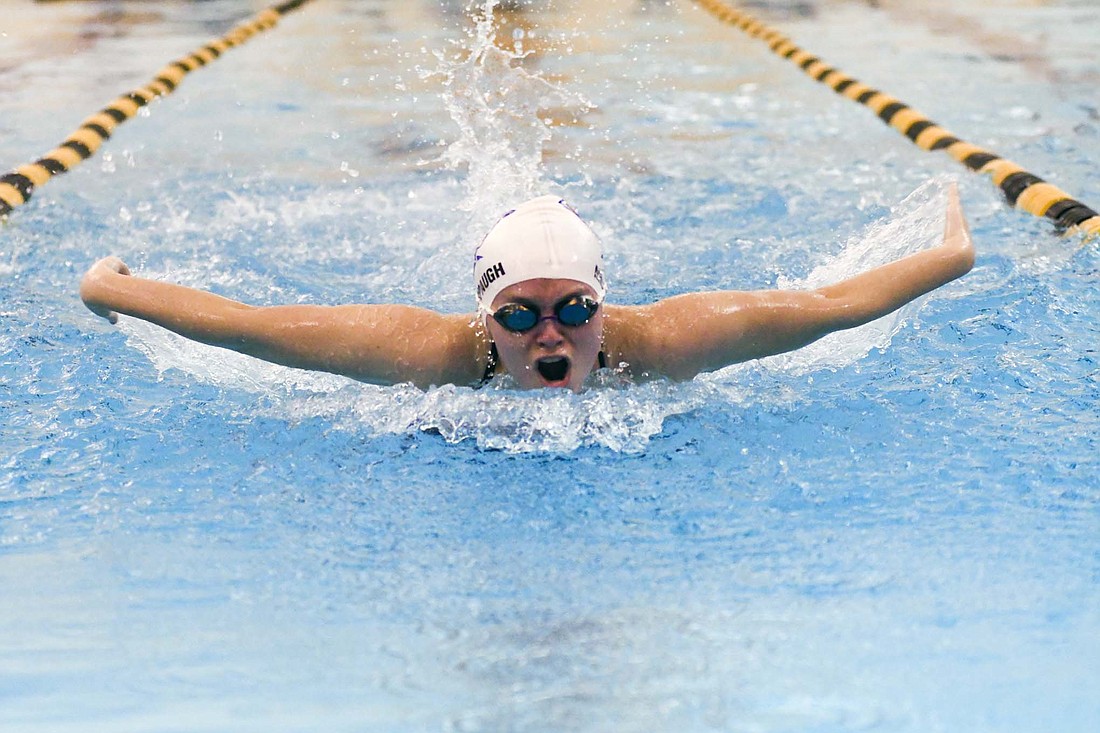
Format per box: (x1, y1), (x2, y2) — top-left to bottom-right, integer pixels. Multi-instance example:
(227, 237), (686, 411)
(533, 317), (566, 346)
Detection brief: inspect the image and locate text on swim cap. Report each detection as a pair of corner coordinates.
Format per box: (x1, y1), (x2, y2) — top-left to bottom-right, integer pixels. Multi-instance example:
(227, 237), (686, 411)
(476, 261), (506, 300)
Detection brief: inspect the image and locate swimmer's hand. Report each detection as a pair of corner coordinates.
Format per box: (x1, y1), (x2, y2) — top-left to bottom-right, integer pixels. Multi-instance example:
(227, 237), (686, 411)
(944, 181), (975, 265)
(80, 256), (131, 324)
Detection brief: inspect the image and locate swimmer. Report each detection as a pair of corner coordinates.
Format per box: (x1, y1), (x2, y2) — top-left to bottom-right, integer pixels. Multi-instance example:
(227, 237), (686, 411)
(80, 183), (975, 391)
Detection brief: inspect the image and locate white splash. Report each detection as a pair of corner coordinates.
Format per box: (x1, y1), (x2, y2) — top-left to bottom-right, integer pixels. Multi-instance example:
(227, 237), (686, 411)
(120, 178), (954, 454)
(426, 0), (590, 232)
(744, 177), (954, 376)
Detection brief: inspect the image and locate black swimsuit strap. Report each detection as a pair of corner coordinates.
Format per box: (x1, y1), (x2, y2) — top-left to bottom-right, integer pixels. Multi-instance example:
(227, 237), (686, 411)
(479, 342), (607, 387)
(480, 342), (500, 387)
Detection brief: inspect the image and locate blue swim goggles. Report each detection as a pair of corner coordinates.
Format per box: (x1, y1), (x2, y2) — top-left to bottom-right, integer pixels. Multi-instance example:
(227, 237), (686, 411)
(488, 295), (601, 334)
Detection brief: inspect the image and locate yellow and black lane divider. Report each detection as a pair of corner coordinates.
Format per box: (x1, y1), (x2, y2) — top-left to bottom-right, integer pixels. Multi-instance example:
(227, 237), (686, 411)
(0, 0), (316, 219)
(693, 0), (1100, 238)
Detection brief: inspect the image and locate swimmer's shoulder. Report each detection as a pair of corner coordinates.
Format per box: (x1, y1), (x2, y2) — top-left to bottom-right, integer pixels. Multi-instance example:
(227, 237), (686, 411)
(432, 311), (490, 387)
(603, 297), (747, 381)
(340, 307), (486, 388)
(601, 303), (663, 377)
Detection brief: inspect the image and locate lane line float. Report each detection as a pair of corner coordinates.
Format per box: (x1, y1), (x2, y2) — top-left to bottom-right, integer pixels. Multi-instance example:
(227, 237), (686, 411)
(692, 0), (1100, 238)
(0, 0), (316, 219)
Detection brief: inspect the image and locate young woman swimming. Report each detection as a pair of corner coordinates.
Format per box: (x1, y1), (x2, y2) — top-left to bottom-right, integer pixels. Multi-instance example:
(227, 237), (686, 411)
(80, 183), (975, 391)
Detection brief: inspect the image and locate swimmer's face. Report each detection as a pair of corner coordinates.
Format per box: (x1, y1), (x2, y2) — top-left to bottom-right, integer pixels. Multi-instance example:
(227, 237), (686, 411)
(487, 278), (605, 391)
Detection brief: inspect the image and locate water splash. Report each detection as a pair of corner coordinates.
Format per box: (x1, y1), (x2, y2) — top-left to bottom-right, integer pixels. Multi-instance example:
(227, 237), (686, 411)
(426, 0), (590, 231)
(124, 320), (712, 454)
(754, 177), (955, 375)
(120, 179), (956, 454)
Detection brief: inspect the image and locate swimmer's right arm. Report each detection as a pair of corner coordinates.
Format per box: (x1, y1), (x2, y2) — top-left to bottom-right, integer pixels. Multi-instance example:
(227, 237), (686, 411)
(610, 183), (976, 380)
(79, 257), (484, 388)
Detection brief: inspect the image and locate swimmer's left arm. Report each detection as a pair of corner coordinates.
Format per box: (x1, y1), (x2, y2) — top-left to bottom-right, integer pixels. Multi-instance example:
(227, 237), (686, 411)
(224, 304), (484, 388)
(618, 183), (975, 379)
(79, 256), (484, 388)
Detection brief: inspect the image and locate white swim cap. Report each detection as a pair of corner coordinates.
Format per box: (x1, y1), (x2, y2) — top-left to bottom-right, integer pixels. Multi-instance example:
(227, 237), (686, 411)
(474, 195), (606, 310)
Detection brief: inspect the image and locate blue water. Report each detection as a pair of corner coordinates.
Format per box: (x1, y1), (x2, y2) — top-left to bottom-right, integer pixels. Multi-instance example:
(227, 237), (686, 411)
(2, 1), (1098, 731)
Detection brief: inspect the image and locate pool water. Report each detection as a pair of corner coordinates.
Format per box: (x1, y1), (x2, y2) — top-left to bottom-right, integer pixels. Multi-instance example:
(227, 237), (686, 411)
(1, 0), (1097, 731)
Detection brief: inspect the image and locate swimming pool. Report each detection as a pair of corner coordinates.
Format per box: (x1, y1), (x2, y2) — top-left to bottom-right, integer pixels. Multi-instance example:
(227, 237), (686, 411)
(2, 0), (1097, 730)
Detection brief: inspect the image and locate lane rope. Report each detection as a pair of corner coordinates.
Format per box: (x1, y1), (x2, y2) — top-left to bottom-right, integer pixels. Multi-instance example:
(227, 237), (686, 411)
(0, 0), (316, 219)
(693, 0), (1100, 239)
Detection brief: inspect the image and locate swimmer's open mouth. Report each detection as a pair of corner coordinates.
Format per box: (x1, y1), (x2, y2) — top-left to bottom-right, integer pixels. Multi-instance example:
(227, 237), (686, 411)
(536, 356), (570, 383)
